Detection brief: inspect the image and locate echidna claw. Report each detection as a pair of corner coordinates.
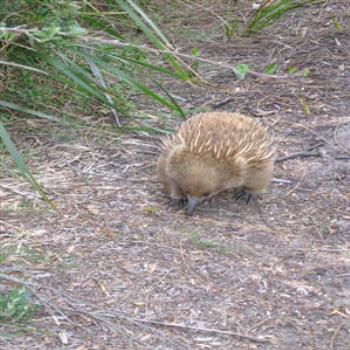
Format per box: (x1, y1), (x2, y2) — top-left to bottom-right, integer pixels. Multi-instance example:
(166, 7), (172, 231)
(234, 191), (260, 205)
(166, 198), (187, 209)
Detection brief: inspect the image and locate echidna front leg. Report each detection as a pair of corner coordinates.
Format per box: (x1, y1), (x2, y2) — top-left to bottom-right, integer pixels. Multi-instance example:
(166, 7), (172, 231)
(234, 162), (273, 204)
(165, 181), (187, 208)
(234, 189), (262, 204)
(163, 179), (185, 200)
(166, 198), (188, 209)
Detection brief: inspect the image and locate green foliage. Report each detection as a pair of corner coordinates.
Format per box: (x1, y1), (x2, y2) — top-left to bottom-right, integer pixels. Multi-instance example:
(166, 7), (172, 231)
(0, 0), (189, 201)
(287, 65), (311, 77)
(0, 245), (47, 265)
(224, 19), (239, 41)
(190, 47), (200, 72)
(1, 0), (189, 119)
(144, 206), (158, 215)
(302, 67), (310, 77)
(246, 0), (319, 34)
(0, 121), (55, 208)
(188, 230), (226, 255)
(233, 63), (250, 80)
(299, 95), (310, 115)
(0, 288), (37, 322)
(264, 62), (278, 75)
(223, 0), (240, 41)
(319, 224), (330, 239)
(288, 65), (299, 74)
(331, 17), (346, 32)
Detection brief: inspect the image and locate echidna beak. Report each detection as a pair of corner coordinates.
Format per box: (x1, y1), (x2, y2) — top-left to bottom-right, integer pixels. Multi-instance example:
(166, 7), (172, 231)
(186, 197), (200, 216)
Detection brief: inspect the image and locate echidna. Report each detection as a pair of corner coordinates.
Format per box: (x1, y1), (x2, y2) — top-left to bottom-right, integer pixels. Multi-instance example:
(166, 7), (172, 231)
(157, 111), (275, 215)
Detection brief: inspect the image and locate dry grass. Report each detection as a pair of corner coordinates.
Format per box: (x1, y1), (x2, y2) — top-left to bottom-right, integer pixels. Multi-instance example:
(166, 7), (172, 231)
(1, 1), (350, 349)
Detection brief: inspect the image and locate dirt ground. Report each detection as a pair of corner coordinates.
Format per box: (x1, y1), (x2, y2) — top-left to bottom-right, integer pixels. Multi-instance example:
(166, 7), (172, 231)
(1, 1), (350, 349)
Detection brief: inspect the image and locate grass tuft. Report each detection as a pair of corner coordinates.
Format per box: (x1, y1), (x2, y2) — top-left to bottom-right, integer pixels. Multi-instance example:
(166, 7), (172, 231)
(246, 0), (319, 34)
(0, 288), (38, 323)
(0, 0), (190, 200)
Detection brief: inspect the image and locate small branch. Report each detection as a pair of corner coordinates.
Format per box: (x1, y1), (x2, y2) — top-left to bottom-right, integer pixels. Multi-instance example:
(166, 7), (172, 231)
(132, 319), (271, 343)
(276, 143), (324, 163)
(0, 272), (37, 287)
(83, 36), (288, 79)
(335, 156), (350, 160)
(249, 317), (272, 332)
(0, 273), (271, 344)
(276, 151), (321, 163)
(335, 273), (350, 278)
(212, 97), (235, 109)
(330, 322), (345, 350)
(272, 178), (293, 184)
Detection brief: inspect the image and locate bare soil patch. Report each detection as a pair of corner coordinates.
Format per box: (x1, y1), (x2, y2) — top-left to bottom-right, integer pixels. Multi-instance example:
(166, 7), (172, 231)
(1, 1), (350, 349)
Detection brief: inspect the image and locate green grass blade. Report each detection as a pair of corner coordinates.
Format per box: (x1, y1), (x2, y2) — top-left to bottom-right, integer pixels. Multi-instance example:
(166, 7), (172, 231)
(105, 53), (183, 78)
(150, 78), (185, 117)
(0, 120), (55, 208)
(121, 124), (172, 134)
(114, 0), (165, 47)
(264, 62), (278, 75)
(45, 56), (126, 114)
(114, 0), (190, 80)
(247, 0), (318, 33)
(0, 101), (60, 122)
(124, 0), (172, 47)
(70, 49), (184, 113)
(115, 69), (183, 112)
(0, 60), (48, 75)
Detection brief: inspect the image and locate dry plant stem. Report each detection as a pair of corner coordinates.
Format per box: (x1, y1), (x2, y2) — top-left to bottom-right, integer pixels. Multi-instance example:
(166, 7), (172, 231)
(255, 200), (274, 229)
(83, 37), (288, 79)
(276, 151), (321, 163)
(212, 97), (235, 108)
(131, 319), (271, 343)
(334, 119), (350, 155)
(179, 0), (231, 26)
(0, 272), (160, 341)
(330, 322), (346, 350)
(0, 273), (269, 344)
(295, 124), (338, 151)
(179, 239), (212, 287)
(276, 143), (324, 163)
(272, 178), (292, 184)
(249, 316), (272, 332)
(335, 273), (350, 278)
(287, 160), (306, 196)
(335, 156), (350, 160)
(84, 51), (121, 127)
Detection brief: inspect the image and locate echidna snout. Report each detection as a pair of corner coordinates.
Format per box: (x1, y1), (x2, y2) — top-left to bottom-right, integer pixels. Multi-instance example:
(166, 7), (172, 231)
(186, 197), (201, 216)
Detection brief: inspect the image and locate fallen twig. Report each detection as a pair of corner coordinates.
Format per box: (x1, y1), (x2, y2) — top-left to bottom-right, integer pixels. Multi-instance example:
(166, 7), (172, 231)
(212, 97), (235, 109)
(335, 156), (350, 160)
(132, 318), (271, 343)
(330, 322), (346, 350)
(276, 143), (324, 163)
(83, 37), (288, 80)
(272, 178), (293, 184)
(276, 151), (321, 163)
(0, 272), (192, 348)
